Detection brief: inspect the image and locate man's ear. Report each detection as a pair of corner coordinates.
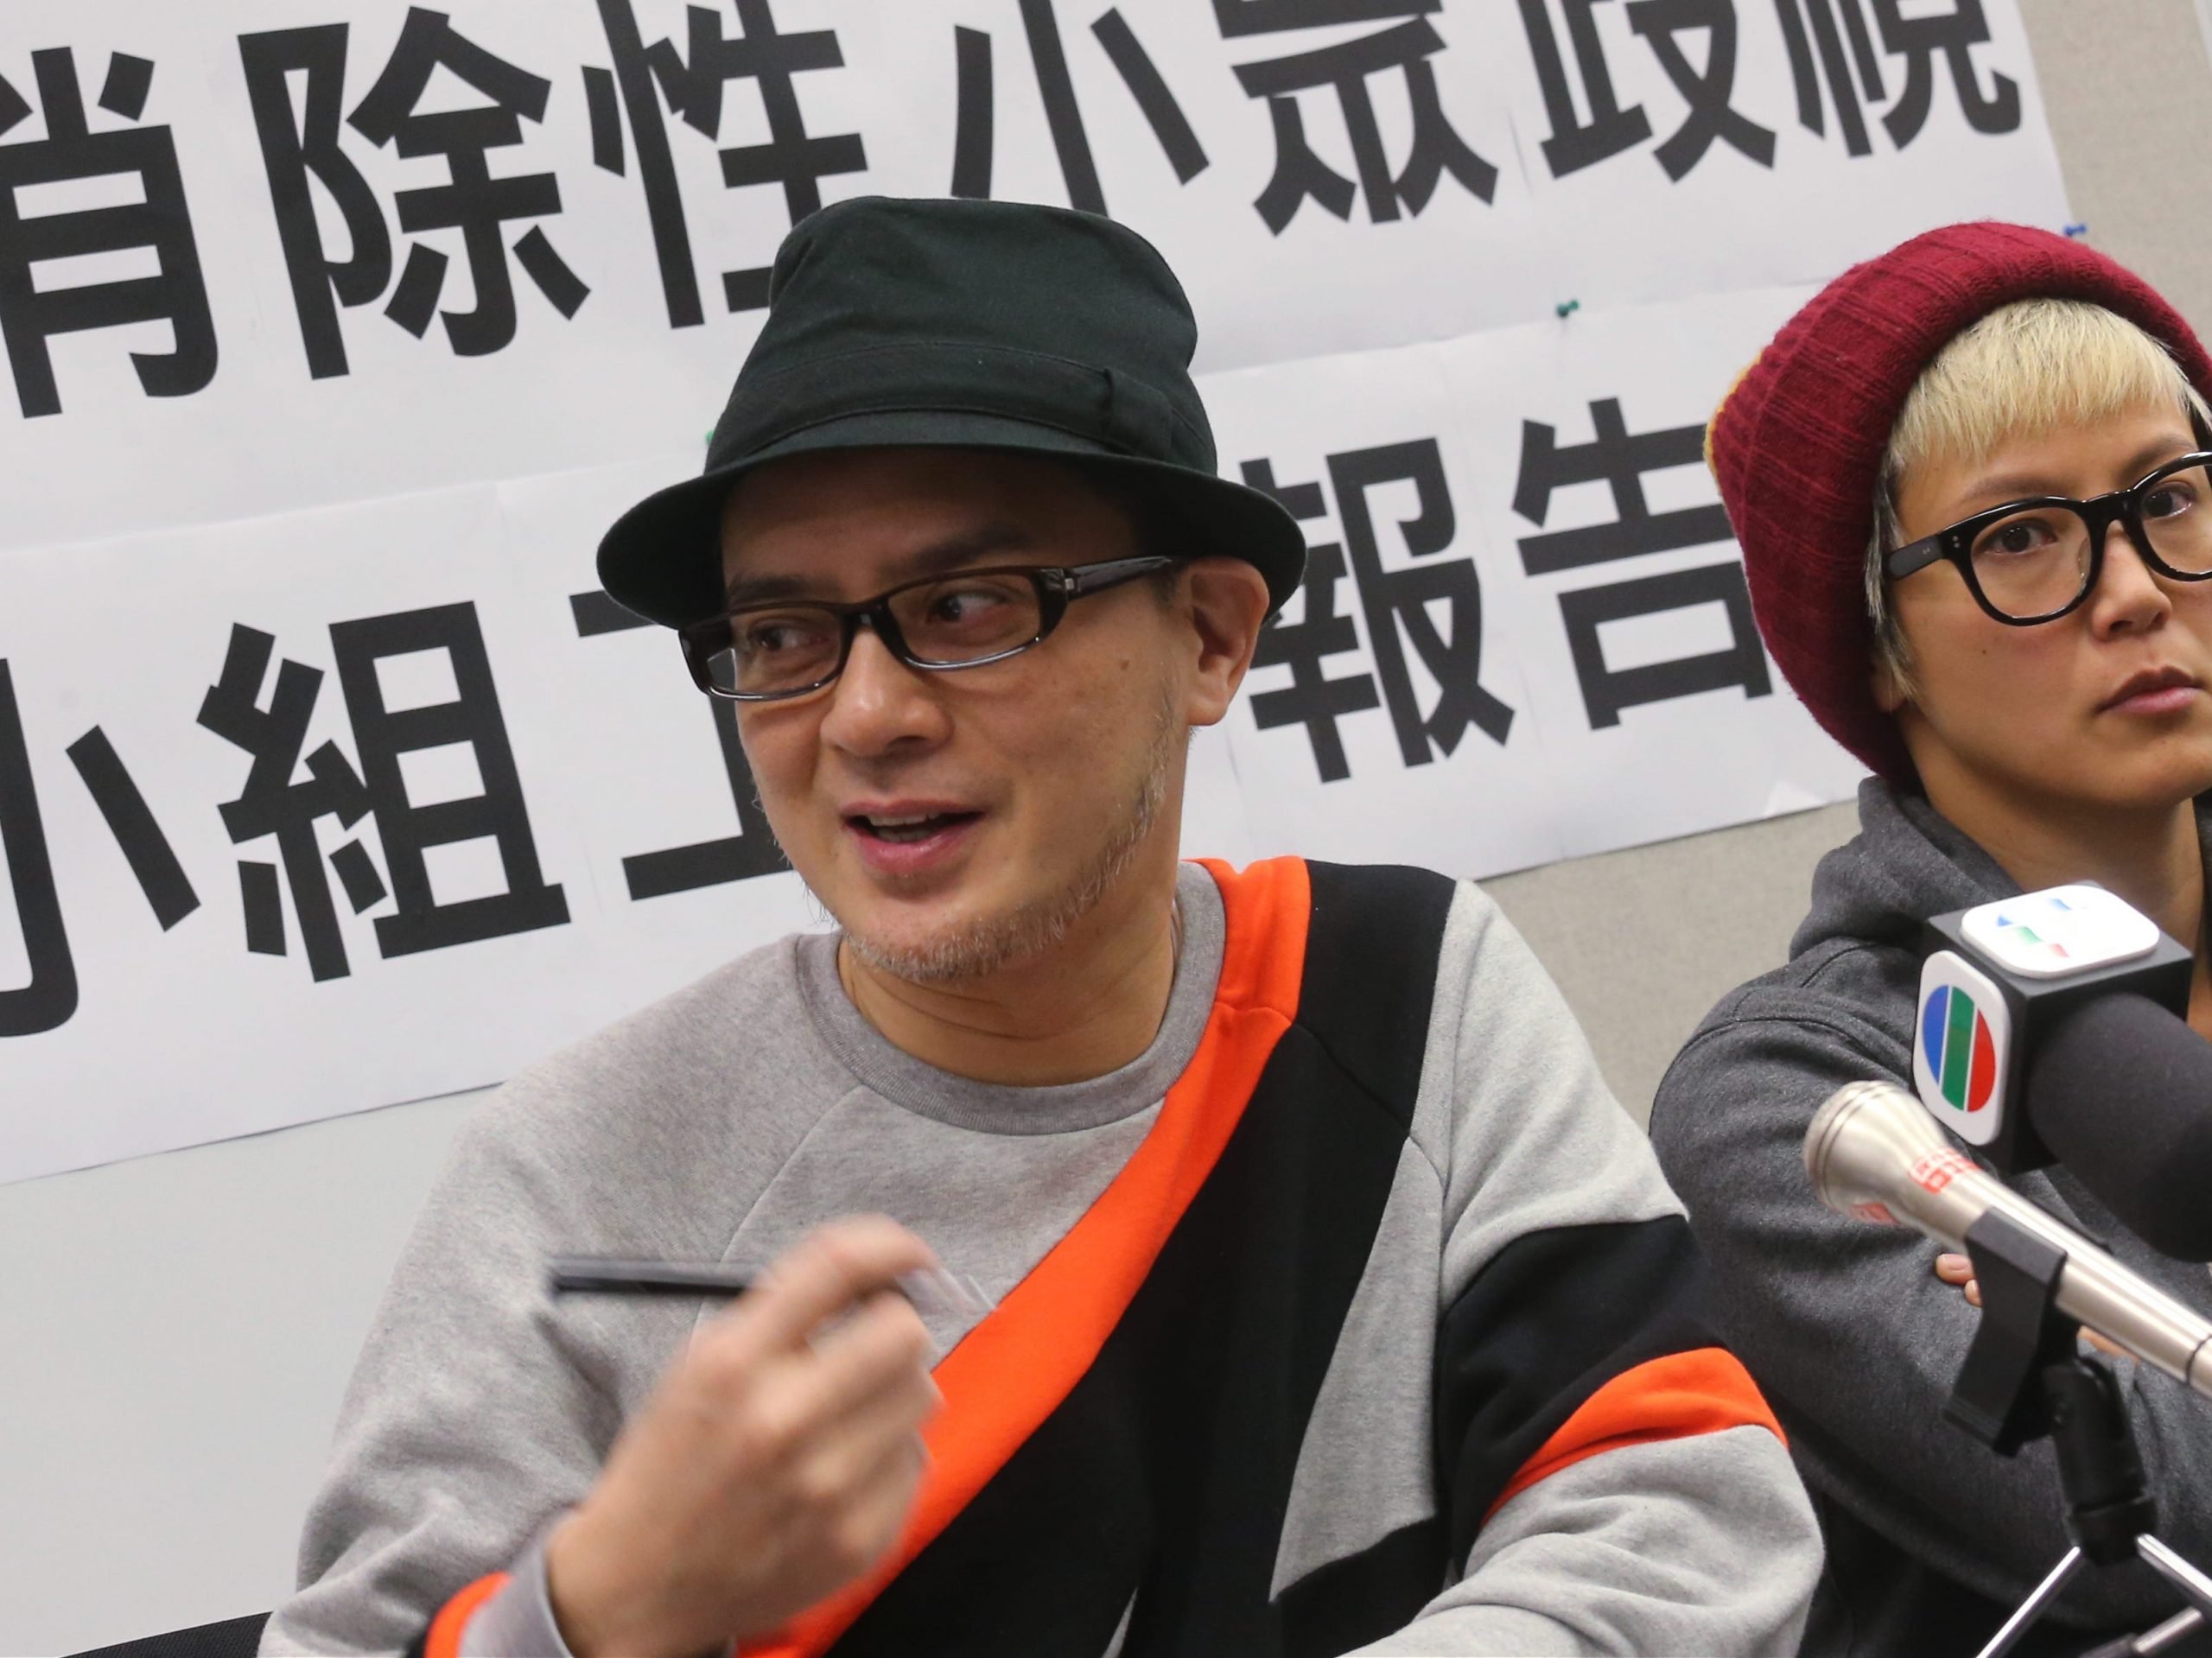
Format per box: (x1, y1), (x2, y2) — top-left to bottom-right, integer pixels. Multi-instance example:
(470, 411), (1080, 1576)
(1179, 557), (1272, 728)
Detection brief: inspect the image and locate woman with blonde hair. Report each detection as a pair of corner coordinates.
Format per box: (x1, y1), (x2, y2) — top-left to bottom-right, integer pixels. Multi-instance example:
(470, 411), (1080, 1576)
(1653, 224), (2212, 1656)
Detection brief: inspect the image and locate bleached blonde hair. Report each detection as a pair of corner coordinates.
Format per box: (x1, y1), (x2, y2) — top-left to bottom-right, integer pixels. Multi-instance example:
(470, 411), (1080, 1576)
(1868, 299), (2212, 695)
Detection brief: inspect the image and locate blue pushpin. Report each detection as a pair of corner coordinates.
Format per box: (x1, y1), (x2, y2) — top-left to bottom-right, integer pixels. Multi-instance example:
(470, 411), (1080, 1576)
(2063, 222), (2088, 238)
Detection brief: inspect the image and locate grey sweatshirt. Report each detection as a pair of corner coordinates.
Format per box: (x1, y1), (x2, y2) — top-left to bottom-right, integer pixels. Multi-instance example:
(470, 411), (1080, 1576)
(269, 860), (1818, 1657)
(1652, 780), (2212, 1658)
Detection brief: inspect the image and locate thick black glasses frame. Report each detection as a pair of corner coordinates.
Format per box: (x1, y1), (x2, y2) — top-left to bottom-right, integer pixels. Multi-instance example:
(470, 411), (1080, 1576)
(679, 555), (1176, 701)
(1885, 451), (2212, 626)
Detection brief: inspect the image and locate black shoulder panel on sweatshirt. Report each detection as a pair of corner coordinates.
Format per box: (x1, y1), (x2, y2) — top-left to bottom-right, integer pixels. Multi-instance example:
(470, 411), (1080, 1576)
(71, 1612), (273, 1658)
(830, 861), (1457, 1658)
(1295, 861), (1457, 1128)
(1271, 1518), (1446, 1658)
(1435, 1212), (1714, 1567)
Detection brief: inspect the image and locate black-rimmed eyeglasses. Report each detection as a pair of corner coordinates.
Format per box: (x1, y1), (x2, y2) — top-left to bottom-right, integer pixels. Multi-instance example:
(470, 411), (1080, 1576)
(1885, 452), (2212, 625)
(678, 556), (1176, 701)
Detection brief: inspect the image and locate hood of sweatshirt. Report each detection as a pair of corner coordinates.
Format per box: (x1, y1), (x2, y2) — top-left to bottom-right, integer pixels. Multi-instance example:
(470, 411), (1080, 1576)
(1788, 778), (2024, 966)
(1789, 777), (2212, 975)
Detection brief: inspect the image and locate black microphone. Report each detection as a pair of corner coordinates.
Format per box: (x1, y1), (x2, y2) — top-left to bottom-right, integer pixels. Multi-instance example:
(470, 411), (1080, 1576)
(2026, 992), (2212, 1261)
(1910, 884), (2212, 1258)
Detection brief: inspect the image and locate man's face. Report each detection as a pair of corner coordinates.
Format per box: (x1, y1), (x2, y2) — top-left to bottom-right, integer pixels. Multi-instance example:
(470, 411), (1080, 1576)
(720, 448), (1199, 982)
(1887, 399), (2212, 814)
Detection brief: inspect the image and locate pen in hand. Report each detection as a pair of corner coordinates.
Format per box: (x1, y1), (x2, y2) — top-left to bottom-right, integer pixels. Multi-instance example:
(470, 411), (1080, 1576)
(547, 1255), (994, 1321)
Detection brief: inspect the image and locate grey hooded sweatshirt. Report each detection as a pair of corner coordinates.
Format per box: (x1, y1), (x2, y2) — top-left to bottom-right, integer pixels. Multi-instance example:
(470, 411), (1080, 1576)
(1651, 779), (2212, 1658)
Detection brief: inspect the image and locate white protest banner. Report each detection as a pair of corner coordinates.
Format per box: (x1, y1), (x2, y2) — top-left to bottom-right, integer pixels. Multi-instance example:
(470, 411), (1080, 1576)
(1, 0), (2067, 550)
(1210, 283), (1867, 875)
(2, 0), (2069, 1180)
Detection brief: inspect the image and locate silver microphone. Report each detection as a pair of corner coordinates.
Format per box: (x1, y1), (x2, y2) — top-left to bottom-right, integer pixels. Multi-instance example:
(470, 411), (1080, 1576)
(1806, 1081), (2212, 1399)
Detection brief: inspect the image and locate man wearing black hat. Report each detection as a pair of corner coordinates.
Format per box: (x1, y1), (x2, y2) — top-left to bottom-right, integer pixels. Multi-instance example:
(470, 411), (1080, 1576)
(264, 198), (1817, 1658)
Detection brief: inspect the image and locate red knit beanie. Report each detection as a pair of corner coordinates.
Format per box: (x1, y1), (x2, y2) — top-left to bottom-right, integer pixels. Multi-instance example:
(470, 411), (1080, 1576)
(1710, 222), (2212, 783)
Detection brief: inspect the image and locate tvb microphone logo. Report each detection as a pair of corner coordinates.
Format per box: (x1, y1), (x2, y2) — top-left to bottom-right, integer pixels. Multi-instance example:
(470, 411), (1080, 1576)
(1921, 984), (1997, 1113)
(1913, 951), (2013, 1148)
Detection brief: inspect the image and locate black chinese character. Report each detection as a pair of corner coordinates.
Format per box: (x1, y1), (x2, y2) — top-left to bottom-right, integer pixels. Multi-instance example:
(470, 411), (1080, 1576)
(1334, 440), (1515, 764)
(1517, 0), (1649, 175)
(239, 10), (586, 377)
(1517, 0), (1774, 180)
(66, 725), (200, 932)
(0, 657), (201, 1034)
(1220, 3), (1496, 233)
(1245, 441), (1513, 782)
(0, 661), (76, 1035)
(1557, 562), (1771, 727)
(1514, 397), (1772, 726)
(1628, 0), (1776, 176)
(198, 626), (381, 981)
(570, 589), (785, 896)
(0, 657), (226, 1036)
(584, 0), (865, 321)
(328, 603), (569, 956)
(1514, 397), (1732, 574)
(1241, 461), (1382, 785)
(1775, 0), (2019, 156)
(0, 48), (215, 417)
(949, 3), (1209, 209)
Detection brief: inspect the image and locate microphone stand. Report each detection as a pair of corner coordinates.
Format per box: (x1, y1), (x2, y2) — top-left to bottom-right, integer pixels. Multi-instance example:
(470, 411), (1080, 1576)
(1952, 1209), (2212, 1658)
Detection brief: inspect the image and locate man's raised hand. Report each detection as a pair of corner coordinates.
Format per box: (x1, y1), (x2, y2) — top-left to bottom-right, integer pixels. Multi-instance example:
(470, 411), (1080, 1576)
(545, 1216), (943, 1658)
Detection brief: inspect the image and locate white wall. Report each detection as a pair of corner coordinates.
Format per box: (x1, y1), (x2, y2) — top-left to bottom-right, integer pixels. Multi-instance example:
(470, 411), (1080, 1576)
(3, 2), (2203, 1649)
(0, 1092), (482, 1653)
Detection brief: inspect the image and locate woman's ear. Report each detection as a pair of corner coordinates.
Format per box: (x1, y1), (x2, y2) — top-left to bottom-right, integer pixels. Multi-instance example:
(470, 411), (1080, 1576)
(1872, 650), (1908, 715)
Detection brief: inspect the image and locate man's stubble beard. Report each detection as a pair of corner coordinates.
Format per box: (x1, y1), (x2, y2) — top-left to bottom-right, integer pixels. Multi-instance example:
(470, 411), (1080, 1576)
(836, 694), (1184, 988)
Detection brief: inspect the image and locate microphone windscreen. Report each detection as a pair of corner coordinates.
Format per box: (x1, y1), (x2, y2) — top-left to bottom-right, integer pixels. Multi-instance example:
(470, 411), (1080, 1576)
(2025, 992), (2212, 1261)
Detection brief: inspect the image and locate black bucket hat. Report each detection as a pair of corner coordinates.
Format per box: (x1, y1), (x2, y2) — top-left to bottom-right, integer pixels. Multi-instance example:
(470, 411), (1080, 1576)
(595, 195), (1307, 628)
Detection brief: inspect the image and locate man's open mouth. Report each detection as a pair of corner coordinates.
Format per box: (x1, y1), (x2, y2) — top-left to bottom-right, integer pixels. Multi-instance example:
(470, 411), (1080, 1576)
(849, 810), (982, 844)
